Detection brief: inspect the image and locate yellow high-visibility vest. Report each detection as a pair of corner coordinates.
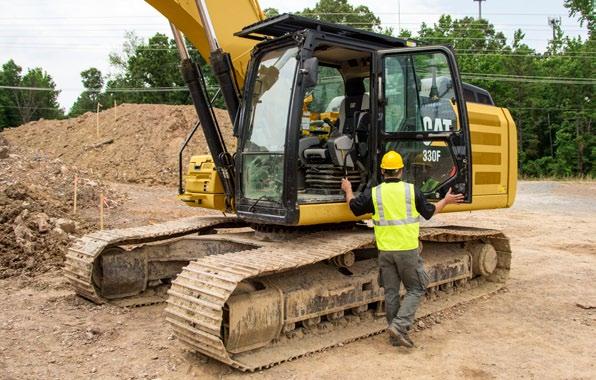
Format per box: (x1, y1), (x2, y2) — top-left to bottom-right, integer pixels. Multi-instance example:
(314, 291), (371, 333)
(371, 181), (420, 251)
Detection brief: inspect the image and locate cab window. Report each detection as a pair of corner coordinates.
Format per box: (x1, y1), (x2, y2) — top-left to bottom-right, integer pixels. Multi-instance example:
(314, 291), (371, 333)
(383, 52), (459, 133)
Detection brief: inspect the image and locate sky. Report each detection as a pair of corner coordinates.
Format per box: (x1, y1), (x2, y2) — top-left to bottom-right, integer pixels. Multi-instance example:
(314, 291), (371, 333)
(0, 0), (588, 110)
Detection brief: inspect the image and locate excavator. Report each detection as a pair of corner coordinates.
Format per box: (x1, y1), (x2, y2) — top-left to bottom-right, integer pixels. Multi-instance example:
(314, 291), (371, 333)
(64, 0), (517, 371)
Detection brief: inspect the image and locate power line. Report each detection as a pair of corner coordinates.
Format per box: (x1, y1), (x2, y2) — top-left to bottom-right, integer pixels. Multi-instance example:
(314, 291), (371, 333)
(300, 11), (570, 16)
(507, 106), (591, 111)
(462, 75), (596, 85)
(0, 12), (573, 20)
(0, 21), (585, 30)
(462, 72), (595, 81)
(2, 39), (589, 50)
(456, 48), (596, 53)
(4, 44), (593, 59)
(0, 105), (66, 110)
(2, 71), (594, 94)
(458, 53), (594, 59)
(1, 27), (586, 35)
(0, 24), (587, 33)
(0, 104), (589, 114)
(0, 85), (222, 92)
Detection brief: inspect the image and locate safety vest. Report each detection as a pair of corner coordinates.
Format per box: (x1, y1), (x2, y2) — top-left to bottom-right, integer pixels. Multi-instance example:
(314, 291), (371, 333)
(371, 181), (420, 251)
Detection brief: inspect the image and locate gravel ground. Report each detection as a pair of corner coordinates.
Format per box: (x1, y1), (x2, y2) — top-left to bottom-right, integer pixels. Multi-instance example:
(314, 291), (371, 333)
(0, 180), (594, 379)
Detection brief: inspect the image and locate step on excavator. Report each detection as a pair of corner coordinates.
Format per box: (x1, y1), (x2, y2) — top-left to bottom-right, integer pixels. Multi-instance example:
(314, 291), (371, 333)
(64, 0), (516, 371)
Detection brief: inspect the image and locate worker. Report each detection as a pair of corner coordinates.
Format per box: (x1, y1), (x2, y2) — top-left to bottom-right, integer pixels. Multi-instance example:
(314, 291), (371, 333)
(341, 150), (464, 347)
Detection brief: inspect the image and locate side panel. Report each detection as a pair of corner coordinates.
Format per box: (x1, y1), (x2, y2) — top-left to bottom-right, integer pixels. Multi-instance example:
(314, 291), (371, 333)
(443, 104), (517, 212)
(298, 203), (370, 225)
(145, 0), (264, 86)
(178, 155), (227, 210)
(503, 107), (518, 207)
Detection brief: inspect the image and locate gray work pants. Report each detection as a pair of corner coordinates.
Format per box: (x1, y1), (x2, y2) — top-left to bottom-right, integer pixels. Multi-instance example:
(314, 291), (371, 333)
(378, 249), (430, 332)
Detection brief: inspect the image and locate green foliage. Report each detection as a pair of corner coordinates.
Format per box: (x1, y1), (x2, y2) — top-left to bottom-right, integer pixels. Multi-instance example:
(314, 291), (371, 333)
(263, 8), (280, 18)
(69, 67), (107, 117)
(564, 0), (595, 39)
(299, 0), (381, 32)
(412, 14), (594, 178)
(0, 59), (63, 129)
(0, 60), (22, 129)
(99, 32), (223, 109)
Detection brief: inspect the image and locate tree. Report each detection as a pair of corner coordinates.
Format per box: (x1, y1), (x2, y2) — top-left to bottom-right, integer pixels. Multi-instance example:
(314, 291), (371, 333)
(15, 68), (62, 124)
(0, 60), (22, 130)
(299, 0), (381, 32)
(69, 68), (106, 117)
(0, 60), (62, 128)
(413, 13), (594, 178)
(564, 0), (595, 39)
(263, 8), (279, 18)
(106, 32), (223, 108)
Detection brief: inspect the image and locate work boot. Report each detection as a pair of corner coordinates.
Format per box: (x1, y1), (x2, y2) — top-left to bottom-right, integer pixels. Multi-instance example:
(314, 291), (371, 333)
(403, 333), (415, 347)
(387, 325), (413, 348)
(389, 335), (401, 347)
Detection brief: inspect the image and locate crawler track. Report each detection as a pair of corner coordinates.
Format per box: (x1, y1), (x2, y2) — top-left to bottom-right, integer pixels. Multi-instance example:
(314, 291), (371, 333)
(64, 216), (243, 306)
(165, 225), (511, 371)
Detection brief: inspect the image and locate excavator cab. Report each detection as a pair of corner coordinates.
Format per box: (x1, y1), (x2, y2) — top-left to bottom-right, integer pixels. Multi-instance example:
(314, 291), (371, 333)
(234, 15), (471, 226)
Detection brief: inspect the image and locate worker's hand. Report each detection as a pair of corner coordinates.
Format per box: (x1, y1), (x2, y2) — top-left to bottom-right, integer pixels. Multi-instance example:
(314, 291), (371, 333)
(444, 188), (464, 204)
(341, 178), (352, 193)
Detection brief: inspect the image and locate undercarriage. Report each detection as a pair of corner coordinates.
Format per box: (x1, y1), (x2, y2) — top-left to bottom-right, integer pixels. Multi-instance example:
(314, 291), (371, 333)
(64, 217), (510, 370)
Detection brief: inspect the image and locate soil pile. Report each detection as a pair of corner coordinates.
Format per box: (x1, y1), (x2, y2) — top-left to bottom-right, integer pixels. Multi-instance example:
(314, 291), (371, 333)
(0, 139), (120, 278)
(1, 104), (234, 186)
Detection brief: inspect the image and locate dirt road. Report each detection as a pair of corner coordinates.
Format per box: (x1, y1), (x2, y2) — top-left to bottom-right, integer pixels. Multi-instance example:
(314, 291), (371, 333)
(1, 181), (594, 379)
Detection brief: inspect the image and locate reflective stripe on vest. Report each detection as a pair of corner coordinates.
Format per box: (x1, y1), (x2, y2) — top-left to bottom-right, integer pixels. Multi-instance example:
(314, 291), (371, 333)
(371, 182), (420, 251)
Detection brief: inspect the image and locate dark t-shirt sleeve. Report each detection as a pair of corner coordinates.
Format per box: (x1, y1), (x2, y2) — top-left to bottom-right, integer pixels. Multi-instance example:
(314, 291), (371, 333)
(415, 188), (436, 220)
(348, 187), (374, 216)
(348, 184), (435, 220)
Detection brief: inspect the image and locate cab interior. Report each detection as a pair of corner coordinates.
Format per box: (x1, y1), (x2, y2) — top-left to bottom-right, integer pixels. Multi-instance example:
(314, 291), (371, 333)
(297, 45), (373, 204)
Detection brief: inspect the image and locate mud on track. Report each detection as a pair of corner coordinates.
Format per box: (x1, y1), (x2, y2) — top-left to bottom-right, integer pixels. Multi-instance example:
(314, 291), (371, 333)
(0, 181), (594, 379)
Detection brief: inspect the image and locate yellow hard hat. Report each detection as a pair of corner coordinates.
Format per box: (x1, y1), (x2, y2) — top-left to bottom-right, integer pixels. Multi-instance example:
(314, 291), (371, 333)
(380, 151), (404, 170)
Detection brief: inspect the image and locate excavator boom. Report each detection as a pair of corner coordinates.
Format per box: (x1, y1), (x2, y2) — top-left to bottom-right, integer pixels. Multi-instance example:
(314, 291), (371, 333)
(145, 0), (264, 87)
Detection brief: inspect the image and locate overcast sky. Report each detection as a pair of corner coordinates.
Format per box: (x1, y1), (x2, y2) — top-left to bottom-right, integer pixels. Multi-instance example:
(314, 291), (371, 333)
(0, 0), (587, 110)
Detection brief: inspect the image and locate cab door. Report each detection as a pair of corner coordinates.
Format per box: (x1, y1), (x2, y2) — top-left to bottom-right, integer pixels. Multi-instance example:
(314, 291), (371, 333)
(373, 46), (472, 201)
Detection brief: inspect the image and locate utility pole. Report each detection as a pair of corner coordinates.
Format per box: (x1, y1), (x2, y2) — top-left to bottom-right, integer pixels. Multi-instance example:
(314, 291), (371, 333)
(397, 0), (401, 36)
(473, 0), (486, 20)
(547, 16), (561, 40)
(547, 112), (553, 157)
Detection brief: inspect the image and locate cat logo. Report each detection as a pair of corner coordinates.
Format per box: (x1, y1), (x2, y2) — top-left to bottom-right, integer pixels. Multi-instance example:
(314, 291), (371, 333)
(423, 116), (453, 146)
(422, 116), (453, 132)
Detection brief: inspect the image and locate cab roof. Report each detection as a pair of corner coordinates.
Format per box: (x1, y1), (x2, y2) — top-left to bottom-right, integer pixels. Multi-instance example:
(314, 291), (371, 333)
(236, 13), (412, 48)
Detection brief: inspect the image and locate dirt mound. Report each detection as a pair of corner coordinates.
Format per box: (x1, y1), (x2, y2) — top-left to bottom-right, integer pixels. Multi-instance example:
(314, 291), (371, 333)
(1, 103), (234, 186)
(0, 142), (121, 279)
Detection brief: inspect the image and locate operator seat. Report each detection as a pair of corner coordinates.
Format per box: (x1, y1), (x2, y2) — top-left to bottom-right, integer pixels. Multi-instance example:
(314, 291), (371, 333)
(302, 77), (370, 164)
(338, 77), (369, 135)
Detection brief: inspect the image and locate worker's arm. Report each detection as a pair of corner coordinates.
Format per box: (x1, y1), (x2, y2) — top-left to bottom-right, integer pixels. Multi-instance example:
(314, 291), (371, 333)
(341, 178), (373, 216)
(415, 187), (464, 219)
(433, 188), (464, 215)
(341, 178), (355, 204)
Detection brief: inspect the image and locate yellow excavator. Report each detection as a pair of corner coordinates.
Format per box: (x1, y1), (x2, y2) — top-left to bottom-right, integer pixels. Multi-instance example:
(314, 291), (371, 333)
(64, 0), (516, 371)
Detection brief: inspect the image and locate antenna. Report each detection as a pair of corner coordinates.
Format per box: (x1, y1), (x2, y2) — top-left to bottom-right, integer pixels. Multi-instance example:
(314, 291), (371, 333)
(547, 16), (562, 40)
